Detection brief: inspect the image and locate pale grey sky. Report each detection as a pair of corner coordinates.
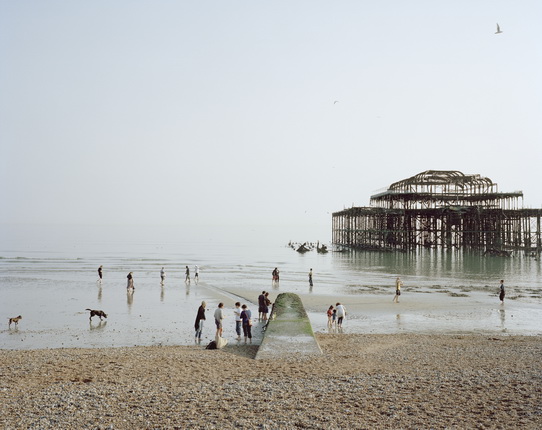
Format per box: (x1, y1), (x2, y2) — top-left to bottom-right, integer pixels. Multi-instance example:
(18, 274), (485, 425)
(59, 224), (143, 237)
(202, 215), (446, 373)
(1, 1), (541, 230)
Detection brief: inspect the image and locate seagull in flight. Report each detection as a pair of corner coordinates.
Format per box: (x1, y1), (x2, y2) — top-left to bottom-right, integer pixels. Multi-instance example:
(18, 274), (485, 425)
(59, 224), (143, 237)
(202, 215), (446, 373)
(495, 23), (503, 34)
(333, 100), (339, 104)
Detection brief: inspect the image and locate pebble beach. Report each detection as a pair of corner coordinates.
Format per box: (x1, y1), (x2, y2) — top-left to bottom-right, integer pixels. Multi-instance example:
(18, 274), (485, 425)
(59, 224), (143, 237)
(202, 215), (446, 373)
(1, 333), (541, 429)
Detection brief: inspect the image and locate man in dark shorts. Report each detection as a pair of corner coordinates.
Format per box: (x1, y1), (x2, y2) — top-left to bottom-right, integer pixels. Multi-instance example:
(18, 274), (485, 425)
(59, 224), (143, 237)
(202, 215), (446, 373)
(499, 280), (505, 304)
(97, 265), (103, 283)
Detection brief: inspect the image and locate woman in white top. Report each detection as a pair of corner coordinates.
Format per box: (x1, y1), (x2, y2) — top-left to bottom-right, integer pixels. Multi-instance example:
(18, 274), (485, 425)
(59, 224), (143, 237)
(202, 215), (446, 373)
(335, 303), (346, 328)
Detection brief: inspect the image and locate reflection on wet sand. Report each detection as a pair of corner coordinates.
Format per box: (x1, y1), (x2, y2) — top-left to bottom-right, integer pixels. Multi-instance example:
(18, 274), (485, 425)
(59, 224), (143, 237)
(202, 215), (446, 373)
(499, 309), (506, 332)
(127, 289), (134, 309)
(89, 320), (107, 331)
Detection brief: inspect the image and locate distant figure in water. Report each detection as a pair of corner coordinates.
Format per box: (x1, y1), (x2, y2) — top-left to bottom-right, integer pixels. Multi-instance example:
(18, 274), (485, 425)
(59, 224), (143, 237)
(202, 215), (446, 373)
(194, 265), (199, 284)
(393, 277), (402, 303)
(185, 266), (190, 284)
(499, 280), (505, 304)
(160, 267), (165, 285)
(308, 268), (313, 287)
(127, 272), (134, 290)
(272, 267), (279, 284)
(97, 265), (103, 284)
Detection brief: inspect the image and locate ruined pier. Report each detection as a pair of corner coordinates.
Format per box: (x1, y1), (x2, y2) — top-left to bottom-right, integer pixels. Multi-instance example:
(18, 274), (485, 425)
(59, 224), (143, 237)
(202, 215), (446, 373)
(332, 170), (542, 254)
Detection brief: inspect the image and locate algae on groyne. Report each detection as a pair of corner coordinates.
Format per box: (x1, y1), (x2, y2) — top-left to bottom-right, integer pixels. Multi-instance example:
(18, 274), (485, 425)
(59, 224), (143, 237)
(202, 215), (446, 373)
(255, 293), (322, 360)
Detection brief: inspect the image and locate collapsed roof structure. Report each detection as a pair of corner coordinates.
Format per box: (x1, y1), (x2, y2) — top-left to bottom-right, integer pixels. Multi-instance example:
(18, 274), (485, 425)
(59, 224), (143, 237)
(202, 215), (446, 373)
(332, 170), (542, 254)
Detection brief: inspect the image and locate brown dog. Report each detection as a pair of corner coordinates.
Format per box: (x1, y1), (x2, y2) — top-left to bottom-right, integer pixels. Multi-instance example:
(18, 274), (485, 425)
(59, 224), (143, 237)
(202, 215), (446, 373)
(86, 309), (107, 321)
(8, 315), (22, 328)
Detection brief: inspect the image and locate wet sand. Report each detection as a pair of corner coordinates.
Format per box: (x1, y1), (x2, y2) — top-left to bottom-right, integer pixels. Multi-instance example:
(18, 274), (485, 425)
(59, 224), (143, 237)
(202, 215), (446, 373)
(2, 281), (541, 351)
(1, 333), (541, 429)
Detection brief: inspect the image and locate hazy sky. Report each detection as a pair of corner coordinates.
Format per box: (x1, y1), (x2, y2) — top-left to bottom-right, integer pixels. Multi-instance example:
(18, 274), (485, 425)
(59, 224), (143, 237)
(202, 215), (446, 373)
(1, 1), (541, 230)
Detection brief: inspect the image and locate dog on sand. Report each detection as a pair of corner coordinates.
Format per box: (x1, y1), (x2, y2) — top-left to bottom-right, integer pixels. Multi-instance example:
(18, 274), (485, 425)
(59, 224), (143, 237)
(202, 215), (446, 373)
(8, 315), (22, 328)
(86, 309), (107, 321)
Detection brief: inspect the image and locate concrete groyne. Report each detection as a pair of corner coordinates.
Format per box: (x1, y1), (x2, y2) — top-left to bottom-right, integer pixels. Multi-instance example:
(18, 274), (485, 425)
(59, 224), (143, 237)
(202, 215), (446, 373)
(255, 292), (322, 360)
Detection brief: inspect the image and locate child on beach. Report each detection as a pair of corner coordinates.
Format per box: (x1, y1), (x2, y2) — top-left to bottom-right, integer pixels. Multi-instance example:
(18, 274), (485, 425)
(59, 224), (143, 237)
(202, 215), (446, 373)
(332, 308), (337, 327)
(327, 305), (334, 327)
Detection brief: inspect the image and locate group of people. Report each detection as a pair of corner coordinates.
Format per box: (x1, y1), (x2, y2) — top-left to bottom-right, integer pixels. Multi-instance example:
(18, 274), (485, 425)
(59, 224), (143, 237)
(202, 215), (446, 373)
(194, 301), (255, 345)
(326, 303), (347, 328)
(97, 265), (200, 288)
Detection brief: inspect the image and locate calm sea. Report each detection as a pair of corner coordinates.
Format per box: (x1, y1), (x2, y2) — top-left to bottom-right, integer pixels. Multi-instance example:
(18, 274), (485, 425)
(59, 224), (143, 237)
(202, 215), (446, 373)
(1, 223), (541, 349)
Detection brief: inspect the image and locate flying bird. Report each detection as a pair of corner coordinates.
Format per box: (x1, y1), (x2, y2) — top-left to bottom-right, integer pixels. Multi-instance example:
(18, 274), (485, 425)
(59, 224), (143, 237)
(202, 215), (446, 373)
(334, 100), (339, 104)
(495, 23), (503, 34)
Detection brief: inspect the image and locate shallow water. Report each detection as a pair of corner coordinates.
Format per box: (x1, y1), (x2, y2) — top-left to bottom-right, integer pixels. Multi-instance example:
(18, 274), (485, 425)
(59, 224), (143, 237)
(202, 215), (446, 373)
(1, 224), (541, 350)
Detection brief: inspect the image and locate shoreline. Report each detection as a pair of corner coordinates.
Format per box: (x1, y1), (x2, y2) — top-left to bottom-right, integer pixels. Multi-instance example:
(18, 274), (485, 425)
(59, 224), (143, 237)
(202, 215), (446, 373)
(2, 282), (541, 351)
(1, 333), (541, 429)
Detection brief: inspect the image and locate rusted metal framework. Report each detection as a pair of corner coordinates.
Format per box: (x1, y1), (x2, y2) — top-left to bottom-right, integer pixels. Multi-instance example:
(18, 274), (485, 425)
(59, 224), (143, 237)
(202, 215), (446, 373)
(332, 170), (542, 254)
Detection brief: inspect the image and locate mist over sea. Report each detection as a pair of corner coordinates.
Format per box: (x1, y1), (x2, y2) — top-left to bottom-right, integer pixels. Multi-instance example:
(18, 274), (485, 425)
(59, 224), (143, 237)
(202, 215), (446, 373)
(1, 224), (541, 350)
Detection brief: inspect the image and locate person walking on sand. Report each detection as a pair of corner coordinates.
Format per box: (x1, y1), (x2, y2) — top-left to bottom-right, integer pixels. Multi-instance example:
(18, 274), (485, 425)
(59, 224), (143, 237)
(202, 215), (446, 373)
(126, 272), (134, 290)
(393, 277), (403, 303)
(185, 266), (190, 284)
(327, 305), (334, 327)
(194, 265), (199, 284)
(97, 265), (103, 284)
(240, 304), (253, 344)
(499, 280), (506, 304)
(214, 302), (225, 338)
(194, 301), (206, 343)
(258, 291), (266, 321)
(309, 268), (313, 287)
(335, 302), (346, 328)
(160, 267), (165, 285)
(234, 302), (242, 341)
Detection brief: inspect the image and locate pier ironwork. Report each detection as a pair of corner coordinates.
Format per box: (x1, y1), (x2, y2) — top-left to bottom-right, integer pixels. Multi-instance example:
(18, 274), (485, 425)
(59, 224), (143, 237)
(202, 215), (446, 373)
(332, 170), (542, 254)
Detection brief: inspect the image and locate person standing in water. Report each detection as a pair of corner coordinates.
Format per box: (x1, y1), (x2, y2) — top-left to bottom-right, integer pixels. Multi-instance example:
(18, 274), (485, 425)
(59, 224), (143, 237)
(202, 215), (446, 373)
(127, 272), (134, 290)
(194, 265), (199, 284)
(97, 265), (103, 284)
(160, 267), (165, 285)
(185, 266), (190, 284)
(327, 305), (334, 327)
(499, 280), (505, 304)
(335, 303), (346, 328)
(393, 277), (402, 303)
(308, 268), (313, 287)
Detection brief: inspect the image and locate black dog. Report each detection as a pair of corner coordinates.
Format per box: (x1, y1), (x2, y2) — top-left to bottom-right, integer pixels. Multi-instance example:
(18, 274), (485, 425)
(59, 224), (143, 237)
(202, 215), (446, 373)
(86, 309), (107, 321)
